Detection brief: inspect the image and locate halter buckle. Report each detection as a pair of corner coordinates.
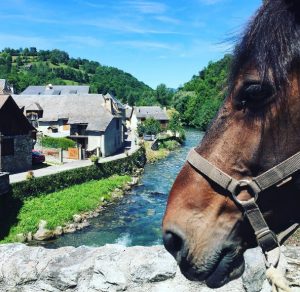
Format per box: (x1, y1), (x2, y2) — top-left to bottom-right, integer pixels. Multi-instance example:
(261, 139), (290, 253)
(231, 179), (259, 206)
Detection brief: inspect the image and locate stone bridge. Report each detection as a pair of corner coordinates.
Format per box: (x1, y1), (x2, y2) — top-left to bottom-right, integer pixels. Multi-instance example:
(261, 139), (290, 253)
(0, 243), (298, 291)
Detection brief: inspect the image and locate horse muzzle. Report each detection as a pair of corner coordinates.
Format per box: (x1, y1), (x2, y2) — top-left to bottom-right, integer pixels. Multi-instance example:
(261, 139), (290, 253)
(163, 227), (245, 288)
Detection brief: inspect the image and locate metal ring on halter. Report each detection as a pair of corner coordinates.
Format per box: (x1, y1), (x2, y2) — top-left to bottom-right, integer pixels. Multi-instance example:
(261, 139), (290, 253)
(231, 179), (259, 206)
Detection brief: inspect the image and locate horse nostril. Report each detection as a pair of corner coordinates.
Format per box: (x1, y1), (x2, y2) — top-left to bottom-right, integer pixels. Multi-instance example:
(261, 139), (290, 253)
(163, 230), (184, 255)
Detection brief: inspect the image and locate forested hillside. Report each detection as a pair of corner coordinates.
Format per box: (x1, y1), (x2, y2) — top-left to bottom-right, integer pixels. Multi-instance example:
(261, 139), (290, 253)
(172, 54), (232, 130)
(0, 47), (232, 124)
(0, 47), (163, 105)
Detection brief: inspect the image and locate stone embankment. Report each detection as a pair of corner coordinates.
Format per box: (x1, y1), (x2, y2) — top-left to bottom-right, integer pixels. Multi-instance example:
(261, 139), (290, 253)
(0, 244), (298, 292)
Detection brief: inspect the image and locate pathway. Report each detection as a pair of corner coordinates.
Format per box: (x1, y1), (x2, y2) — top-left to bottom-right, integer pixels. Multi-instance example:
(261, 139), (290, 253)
(10, 140), (140, 184)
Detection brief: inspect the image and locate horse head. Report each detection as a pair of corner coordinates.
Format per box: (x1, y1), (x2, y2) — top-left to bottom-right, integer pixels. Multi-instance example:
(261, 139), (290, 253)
(163, 0), (300, 288)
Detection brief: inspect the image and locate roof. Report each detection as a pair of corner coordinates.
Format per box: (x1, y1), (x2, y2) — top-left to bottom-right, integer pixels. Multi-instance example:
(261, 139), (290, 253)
(134, 106), (169, 121)
(0, 95), (9, 109)
(13, 94), (115, 132)
(0, 95), (35, 135)
(105, 93), (125, 110)
(21, 85), (90, 95)
(26, 102), (43, 111)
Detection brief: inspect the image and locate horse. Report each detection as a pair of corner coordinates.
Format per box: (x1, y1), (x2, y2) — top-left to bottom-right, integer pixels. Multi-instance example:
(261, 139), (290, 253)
(162, 0), (300, 288)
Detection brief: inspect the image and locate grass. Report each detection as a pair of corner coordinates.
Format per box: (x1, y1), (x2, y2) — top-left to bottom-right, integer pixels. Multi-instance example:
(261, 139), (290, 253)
(144, 141), (169, 163)
(144, 139), (181, 163)
(1, 175), (130, 243)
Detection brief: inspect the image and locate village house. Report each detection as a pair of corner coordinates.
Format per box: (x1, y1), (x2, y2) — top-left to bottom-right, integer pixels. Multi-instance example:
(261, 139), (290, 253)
(13, 86), (125, 157)
(130, 106), (169, 130)
(0, 95), (35, 173)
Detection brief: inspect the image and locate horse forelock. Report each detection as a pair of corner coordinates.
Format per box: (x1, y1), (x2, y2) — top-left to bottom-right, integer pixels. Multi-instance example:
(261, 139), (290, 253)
(229, 0), (300, 95)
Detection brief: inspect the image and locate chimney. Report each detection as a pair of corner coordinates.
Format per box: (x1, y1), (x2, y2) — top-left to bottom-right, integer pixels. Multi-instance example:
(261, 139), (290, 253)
(104, 96), (113, 113)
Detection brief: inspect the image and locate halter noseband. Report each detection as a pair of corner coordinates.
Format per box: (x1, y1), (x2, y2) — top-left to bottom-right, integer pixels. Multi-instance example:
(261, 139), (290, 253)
(187, 148), (300, 267)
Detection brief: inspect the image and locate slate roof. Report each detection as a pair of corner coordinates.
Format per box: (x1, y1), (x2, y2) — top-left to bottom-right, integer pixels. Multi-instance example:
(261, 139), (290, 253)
(0, 95), (9, 109)
(134, 106), (169, 121)
(13, 94), (115, 132)
(26, 102), (43, 111)
(21, 85), (90, 95)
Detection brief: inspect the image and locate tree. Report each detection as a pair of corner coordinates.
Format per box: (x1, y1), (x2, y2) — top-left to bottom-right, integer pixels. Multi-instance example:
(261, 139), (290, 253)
(173, 54), (232, 130)
(142, 118), (161, 135)
(156, 84), (173, 106)
(168, 111), (182, 135)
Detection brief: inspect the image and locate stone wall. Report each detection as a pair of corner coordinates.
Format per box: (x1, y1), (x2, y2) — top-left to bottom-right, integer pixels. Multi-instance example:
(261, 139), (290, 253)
(2, 135), (32, 173)
(0, 244), (298, 292)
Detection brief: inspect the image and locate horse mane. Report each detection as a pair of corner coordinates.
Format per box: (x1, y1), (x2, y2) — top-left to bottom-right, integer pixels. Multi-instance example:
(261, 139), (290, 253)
(229, 0), (300, 93)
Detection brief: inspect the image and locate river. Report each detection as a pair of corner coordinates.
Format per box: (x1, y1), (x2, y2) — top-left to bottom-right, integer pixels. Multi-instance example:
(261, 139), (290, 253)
(44, 128), (204, 248)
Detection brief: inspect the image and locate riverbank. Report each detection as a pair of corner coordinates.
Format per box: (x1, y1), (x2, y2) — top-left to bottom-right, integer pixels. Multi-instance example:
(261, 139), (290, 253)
(1, 175), (140, 243)
(144, 139), (181, 163)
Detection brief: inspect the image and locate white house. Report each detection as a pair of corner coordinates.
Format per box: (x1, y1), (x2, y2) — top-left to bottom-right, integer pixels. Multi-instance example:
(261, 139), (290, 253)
(130, 106), (169, 130)
(13, 87), (125, 157)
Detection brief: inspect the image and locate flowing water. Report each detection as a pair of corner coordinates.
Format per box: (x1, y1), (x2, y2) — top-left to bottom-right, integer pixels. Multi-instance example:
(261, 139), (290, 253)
(44, 128), (204, 248)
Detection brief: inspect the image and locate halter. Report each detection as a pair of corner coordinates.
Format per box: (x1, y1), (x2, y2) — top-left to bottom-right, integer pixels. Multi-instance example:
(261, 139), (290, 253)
(187, 148), (299, 267)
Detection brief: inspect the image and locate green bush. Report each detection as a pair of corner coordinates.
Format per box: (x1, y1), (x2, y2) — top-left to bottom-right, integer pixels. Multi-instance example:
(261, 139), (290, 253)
(90, 154), (99, 164)
(138, 118), (161, 136)
(159, 140), (180, 151)
(11, 147), (146, 201)
(40, 136), (76, 150)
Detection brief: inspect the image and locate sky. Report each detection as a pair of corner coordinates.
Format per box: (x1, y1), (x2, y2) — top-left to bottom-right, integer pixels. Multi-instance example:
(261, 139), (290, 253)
(0, 0), (262, 89)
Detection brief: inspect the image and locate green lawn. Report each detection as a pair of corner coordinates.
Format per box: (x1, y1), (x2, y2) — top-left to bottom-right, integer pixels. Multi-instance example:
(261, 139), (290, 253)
(1, 175), (130, 243)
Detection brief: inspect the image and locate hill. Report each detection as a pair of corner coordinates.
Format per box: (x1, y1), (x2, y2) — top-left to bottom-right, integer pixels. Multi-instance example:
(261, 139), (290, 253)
(0, 47), (157, 105)
(172, 54), (232, 130)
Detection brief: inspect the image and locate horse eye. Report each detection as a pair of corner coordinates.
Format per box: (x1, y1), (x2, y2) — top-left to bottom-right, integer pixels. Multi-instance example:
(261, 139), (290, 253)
(236, 82), (275, 110)
(244, 83), (273, 101)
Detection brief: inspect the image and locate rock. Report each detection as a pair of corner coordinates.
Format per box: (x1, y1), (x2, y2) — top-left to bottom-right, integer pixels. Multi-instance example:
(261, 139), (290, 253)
(73, 214), (82, 223)
(33, 220), (54, 241)
(76, 221), (90, 230)
(0, 244), (298, 292)
(242, 248), (266, 292)
(112, 188), (124, 198)
(53, 226), (63, 236)
(27, 232), (33, 242)
(15, 233), (26, 243)
(63, 224), (76, 234)
(282, 246), (300, 288)
(129, 177), (139, 186)
(123, 184), (132, 191)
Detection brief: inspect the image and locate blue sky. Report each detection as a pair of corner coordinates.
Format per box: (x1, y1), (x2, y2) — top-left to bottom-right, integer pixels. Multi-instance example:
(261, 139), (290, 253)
(1, 0), (262, 89)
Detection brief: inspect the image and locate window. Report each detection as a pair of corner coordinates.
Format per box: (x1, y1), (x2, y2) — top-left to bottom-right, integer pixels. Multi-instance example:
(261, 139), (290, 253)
(1, 138), (14, 156)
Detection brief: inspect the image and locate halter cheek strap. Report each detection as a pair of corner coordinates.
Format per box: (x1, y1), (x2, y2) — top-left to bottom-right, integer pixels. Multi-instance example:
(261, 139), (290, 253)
(187, 148), (300, 267)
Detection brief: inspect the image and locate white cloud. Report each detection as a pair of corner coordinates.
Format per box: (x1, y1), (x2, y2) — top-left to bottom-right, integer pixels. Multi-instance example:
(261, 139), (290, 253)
(63, 36), (103, 47)
(154, 15), (181, 25)
(125, 1), (167, 14)
(82, 18), (180, 35)
(113, 40), (177, 50)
